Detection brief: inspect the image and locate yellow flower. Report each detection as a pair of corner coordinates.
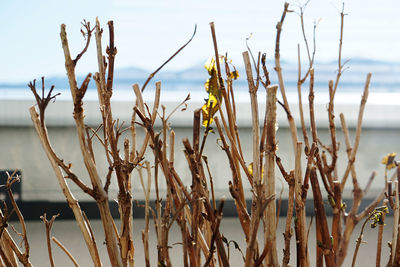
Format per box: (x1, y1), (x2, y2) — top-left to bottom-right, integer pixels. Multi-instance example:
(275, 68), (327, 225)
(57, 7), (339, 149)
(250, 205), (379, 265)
(381, 152), (397, 169)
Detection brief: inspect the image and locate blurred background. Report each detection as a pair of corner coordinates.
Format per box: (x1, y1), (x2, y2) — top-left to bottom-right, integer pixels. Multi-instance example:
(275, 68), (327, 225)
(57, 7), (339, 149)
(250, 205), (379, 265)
(0, 0), (399, 214)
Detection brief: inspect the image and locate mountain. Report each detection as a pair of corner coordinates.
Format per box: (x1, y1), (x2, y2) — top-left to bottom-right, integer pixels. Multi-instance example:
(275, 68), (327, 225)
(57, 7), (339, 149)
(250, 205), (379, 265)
(2, 59), (400, 92)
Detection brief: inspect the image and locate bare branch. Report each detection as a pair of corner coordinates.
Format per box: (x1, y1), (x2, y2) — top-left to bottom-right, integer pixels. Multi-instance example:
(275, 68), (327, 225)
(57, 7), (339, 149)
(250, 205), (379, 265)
(141, 25), (197, 92)
(40, 213), (60, 267)
(73, 20), (94, 65)
(52, 237), (79, 267)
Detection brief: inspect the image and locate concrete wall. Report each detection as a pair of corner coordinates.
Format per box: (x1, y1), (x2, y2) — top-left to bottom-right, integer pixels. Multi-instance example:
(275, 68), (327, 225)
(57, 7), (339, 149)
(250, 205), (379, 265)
(0, 125), (396, 201)
(0, 89), (398, 201)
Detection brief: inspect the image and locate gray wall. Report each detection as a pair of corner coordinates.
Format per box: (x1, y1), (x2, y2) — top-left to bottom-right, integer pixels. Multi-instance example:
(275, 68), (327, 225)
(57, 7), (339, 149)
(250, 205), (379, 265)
(0, 125), (396, 201)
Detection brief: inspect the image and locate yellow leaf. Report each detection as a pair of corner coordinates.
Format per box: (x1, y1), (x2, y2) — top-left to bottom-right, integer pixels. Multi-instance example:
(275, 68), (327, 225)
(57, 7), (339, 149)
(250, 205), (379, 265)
(204, 56), (217, 75)
(247, 162), (264, 181)
(229, 70), (239, 80)
(201, 95), (219, 127)
(381, 152), (397, 169)
(205, 69), (222, 100)
(248, 162), (254, 176)
(204, 55), (225, 75)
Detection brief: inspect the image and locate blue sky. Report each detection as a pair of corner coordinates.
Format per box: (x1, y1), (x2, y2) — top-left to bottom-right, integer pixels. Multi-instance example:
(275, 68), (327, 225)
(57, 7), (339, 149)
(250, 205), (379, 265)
(1, 0), (399, 83)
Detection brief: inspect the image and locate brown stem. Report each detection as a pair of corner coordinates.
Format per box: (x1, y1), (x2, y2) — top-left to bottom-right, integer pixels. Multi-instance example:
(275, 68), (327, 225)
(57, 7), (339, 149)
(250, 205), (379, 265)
(62, 19), (123, 266)
(331, 181), (342, 259)
(203, 156), (216, 211)
(315, 216), (323, 267)
(52, 237), (79, 267)
(138, 162), (151, 267)
(214, 118), (251, 238)
(282, 184), (294, 267)
(203, 200), (225, 267)
(263, 85), (279, 266)
(182, 138), (229, 267)
(394, 170), (400, 264)
(302, 143), (317, 202)
(308, 68), (317, 144)
(327, 80), (338, 173)
(73, 20), (94, 65)
(209, 23), (246, 208)
(243, 51), (260, 184)
(333, 5), (346, 96)
(341, 73), (372, 190)
(310, 168), (335, 267)
(297, 44), (310, 150)
(376, 200), (388, 267)
(337, 181), (385, 265)
(275, 2), (298, 153)
(5, 175), (29, 259)
(141, 25), (196, 92)
(30, 107), (101, 267)
(0, 244), (15, 267)
(391, 180), (399, 265)
(106, 21), (116, 93)
(1, 229), (31, 267)
(41, 214), (59, 267)
(294, 142), (310, 267)
(242, 51), (264, 267)
(351, 212), (375, 267)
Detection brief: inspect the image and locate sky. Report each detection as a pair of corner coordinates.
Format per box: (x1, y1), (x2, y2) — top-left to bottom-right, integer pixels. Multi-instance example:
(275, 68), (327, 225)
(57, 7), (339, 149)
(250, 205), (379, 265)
(1, 0), (400, 83)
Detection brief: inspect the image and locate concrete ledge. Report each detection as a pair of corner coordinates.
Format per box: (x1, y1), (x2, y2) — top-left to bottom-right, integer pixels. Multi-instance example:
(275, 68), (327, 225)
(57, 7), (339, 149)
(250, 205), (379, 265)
(1, 89), (399, 128)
